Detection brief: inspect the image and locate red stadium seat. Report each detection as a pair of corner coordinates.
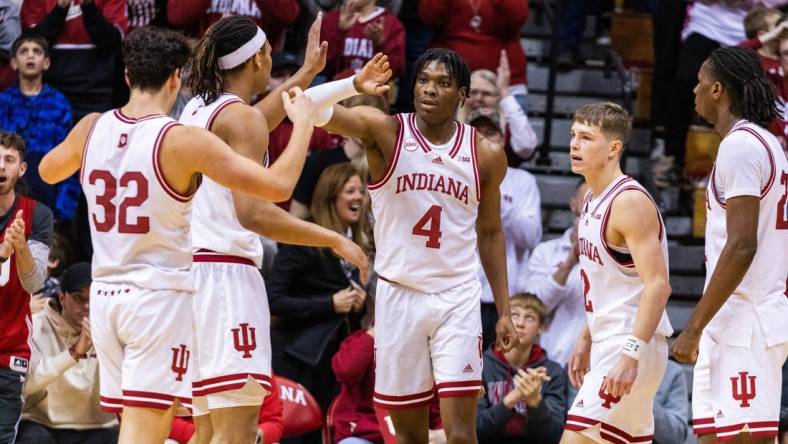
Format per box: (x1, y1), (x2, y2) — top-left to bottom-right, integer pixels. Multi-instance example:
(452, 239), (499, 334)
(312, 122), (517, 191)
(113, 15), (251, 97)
(275, 376), (324, 437)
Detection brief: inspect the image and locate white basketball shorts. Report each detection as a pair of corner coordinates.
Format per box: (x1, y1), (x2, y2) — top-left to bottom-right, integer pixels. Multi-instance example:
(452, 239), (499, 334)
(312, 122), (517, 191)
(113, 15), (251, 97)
(191, 254), (271, 416)
(692, 324), (788, 442)
(565, 334), (668, 444)
(91, 282), (194, 416)
(373, 278), (483, 410)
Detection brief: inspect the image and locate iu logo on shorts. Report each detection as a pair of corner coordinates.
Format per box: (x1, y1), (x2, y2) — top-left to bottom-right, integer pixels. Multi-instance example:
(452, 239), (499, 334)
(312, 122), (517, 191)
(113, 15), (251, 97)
(598, 378), (622, 409)
(730, 371), (757, 407)
(170, 344), (190, 382)
(232, 323), (257, 359)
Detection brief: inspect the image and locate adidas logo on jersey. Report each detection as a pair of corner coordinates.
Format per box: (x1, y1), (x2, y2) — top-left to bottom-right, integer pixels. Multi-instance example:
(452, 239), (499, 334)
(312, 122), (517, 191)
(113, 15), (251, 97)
(432, 156), (443, 164)
(716, 409), (724, 419)
(575, 399), (584, 408)
(463, 364), (474, 373)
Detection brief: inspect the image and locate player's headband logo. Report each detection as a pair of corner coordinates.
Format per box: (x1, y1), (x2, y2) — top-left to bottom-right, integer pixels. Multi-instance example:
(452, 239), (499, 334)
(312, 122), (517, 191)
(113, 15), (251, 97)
(218, 27), (267, 70)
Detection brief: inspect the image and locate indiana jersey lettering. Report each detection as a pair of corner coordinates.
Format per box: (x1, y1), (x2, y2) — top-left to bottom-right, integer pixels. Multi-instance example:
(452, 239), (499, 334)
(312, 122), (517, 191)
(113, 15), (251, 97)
(704, 120), (788, 347)
(577, 175), (673, 341)
(180, 94), (264, 266)
(81, 110), (194, 291)
(369, 113), (481, 293)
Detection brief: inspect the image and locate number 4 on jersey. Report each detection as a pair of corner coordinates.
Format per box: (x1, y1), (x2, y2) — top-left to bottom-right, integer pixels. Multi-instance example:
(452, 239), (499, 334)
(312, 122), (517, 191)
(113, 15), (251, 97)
(412, 205), (442, 249)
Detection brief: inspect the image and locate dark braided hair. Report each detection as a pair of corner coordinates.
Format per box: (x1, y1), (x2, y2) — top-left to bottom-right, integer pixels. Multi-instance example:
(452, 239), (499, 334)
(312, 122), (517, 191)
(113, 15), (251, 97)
(411, 48), (471, 102)
(705, 47), (778, 128)
(188, 16), (260, 104)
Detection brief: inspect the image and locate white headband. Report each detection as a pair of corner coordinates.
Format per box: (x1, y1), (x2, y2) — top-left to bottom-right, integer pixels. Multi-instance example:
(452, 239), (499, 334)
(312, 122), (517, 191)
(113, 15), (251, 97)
(218, 27), (267, 70)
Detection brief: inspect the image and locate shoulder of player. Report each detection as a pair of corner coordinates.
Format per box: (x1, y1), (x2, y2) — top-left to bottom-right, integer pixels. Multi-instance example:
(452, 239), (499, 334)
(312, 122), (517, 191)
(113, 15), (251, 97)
(609, 188), (659, 230)
(211, 102), (268, 136)
(68, 112), (102, 148)
(474, 132), (507, 178)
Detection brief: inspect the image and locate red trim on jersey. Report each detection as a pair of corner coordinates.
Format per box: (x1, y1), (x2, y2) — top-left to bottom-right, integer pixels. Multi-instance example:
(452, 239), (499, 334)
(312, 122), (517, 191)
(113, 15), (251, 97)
(448, 122), (465, 159)
(712, 422), (779, 442)
(732, 127), (777, 198)
(409, 113), (462, 155)
(710, 164), (727, 209)
(589, 176), (634, 217)
(373, 388), (434, 409)
(192, 372), (271, 397)
(193, 249), (256, 267)
(601, 422), (653, 443)
(79, 114), (101, 184)
(564, 414), (600, 431)
(565, 415), (653, 443)
(599, 185), (665, 269)
(435, 380), (482, 398)
(206, 97), (245, 132)
(470, 127), (481, 202)
(113, 109), (166, 123)
(152, 122), (197, 203)
(376, 274), (402, 285)
(368, 114), (404, 190)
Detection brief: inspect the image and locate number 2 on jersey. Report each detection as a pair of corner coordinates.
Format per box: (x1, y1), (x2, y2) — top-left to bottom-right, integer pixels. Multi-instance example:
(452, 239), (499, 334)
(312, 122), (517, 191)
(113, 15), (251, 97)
(89, 170), (150, 234)
(580, 269), (593, 312)
(412, 205), (442, 249)
(777, 171), (788, 230)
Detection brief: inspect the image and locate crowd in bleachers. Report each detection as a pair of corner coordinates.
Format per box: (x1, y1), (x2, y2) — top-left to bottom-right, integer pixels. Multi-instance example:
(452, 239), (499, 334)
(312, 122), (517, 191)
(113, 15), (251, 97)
(0, 0), (786, 443)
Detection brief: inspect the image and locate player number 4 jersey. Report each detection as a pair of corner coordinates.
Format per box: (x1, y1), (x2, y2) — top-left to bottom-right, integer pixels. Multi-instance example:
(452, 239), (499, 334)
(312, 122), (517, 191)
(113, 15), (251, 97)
(369, 113), (481, 293)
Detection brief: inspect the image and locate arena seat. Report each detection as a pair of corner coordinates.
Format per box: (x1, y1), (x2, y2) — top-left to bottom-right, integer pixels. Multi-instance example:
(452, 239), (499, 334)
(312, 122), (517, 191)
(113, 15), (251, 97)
(275, 376), (324, 438)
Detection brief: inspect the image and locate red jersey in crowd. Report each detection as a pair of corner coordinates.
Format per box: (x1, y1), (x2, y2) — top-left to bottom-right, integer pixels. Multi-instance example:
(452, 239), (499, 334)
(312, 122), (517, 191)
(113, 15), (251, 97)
(0, 197), (37, 372)
(322, 7), (405, 80)
(419, 0), (529, 86)
(738, 37), (788, 146)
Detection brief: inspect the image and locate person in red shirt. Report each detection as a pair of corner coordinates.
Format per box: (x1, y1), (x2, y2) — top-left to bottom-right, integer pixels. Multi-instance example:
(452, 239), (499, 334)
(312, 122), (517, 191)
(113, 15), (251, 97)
(169, 377), (284, 444)
(321, 0), (405, 81)
(419, 0), (529, 106)
(166, 0), (299, 51)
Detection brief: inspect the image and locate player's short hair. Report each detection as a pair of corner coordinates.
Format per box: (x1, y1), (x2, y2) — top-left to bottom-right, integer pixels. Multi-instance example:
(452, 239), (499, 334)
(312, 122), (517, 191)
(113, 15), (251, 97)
(510, 293), (547, 325)
(0, 131), (26, 160)
(744, 7), (781, 39)
(705, 47), (777, 129)
(411, 48), (471, 99)
(123, 26), (191, 93)
(573, 102), (632, 147)
(188, 16), (261, 104)
(12, 31), (49, 58)
(311, 162), (374, 255)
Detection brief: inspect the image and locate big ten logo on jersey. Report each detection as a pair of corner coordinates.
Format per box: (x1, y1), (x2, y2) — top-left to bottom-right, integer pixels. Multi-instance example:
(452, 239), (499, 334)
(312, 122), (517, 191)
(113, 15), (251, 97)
(170, 344), (190, 382)
(231, 322), (257, 359)
(88, 170), (149, 234)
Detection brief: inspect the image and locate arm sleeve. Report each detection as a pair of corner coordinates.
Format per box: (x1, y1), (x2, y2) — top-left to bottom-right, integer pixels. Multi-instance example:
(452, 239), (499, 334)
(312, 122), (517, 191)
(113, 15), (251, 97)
(524, 243), (570, 313)
(526, 364), (567, 443)
(265, 245), (337, 321)
(166, 0), (211, 29)
(21, 204), (53, 293)
(0, 1), (21, 58)
(23, 2), (67, 42)
(500, 170), (542, 250)
(500, 95), (538, 159)
(331, 331), (374, 384)
(80, 1), (126, 50)
(23, 346), (77, 396)
(417, 0), (453, 26)
(715, 132), (772, 199)
(383, 15), (406, 78)
(652, 365), (689, 444)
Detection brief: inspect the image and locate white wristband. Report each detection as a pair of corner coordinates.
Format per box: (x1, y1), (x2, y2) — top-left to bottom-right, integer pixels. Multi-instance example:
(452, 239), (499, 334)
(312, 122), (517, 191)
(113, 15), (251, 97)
(304, 75), (359, 126)
(621, 335), (647, 361)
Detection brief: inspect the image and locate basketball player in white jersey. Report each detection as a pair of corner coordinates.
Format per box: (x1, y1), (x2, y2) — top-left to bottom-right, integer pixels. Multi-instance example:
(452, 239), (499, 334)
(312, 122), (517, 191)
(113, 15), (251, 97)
(672, 47), (788, 444)
(291, 48), (518, 444)
(560, 102), (673, 444)
(36, 27), (321, 444)
(179, 16), (374, 443)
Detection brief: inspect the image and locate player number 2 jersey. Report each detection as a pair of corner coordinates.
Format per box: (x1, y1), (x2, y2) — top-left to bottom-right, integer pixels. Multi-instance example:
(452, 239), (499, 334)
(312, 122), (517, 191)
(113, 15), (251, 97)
(705, 120), (788, 347)
(81, 110), (195, 291)
(578, 175), (673, 341)
(180, 94), (264, 267)
(369, 113), (481, 293)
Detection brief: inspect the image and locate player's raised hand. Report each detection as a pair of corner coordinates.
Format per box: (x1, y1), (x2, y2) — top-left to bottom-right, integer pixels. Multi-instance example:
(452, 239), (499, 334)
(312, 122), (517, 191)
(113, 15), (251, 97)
(282, 87), (320, 127)
(671, 330), (700, 364)
(303, 12), (328, 75)
(331, 236), (369, 284)
(602, 355), (638, 398)
(495, 314), (519, 352)
(353, 53), (392, 96)
(568, 339), (591, 389)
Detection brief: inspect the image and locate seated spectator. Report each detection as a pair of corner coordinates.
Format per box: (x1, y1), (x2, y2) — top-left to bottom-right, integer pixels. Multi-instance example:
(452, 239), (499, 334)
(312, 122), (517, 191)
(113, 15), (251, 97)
(289, 93), (387, 219)
(460, 64), (538, 163)
(466, 108), (541, 350)
(30, 232), (72, 314)
(0, 33), (73, 220)
(267, 162), (373, 413)
(476, 293), (566, 444)
(419, 0), (529, 111)
(0, 0), (21, 90)
(168, 377), (284, 444)
(167, 0), (299, 50)
(16, 262), (119, 444)
(525, 180), (589, 367)
(321, 0), (405, 82)
(21, 0), (128, 121)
